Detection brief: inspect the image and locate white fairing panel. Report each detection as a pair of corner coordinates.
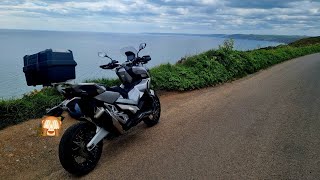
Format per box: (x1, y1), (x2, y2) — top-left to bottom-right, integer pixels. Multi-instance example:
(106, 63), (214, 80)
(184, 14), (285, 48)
(136, 79), (150, 91)
(115, 98), (137, 105)
(116, 78), (150, 105)
(128, 87), (140, 103)
(117, 104), (139, 113)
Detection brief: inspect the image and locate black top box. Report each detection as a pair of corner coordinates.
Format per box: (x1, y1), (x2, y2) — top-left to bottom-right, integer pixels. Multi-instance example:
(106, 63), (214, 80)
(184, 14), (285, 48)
(23, 49), (77, 86)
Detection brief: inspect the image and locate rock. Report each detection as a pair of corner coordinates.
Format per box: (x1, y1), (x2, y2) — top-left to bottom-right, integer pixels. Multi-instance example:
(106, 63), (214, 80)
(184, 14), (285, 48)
(3, 146), (15, 152)
(8, 153), (14, 157)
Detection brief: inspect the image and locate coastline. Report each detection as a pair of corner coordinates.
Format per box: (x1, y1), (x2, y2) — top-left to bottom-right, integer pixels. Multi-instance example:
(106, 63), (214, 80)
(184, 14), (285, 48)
(1, 38), (320, 130)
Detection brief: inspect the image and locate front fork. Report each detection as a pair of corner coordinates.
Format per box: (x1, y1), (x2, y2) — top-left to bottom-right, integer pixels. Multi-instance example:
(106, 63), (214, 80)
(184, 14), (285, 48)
(46, 98), (110, 151)
(84, 89), (156, 151)
(86, 92), (157, 151)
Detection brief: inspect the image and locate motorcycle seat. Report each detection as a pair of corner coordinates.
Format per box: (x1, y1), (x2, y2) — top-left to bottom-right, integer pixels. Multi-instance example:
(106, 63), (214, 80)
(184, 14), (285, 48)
(105, 86), (129, 99)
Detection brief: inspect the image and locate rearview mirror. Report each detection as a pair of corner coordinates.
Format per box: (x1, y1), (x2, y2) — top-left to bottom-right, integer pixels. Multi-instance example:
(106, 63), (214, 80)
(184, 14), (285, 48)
(139, 43), (146, 51)
(98, 52), (107, 57)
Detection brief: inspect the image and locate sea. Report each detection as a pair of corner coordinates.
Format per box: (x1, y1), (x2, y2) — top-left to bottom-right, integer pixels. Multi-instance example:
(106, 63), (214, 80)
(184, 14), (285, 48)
(0, 29), (280, 99)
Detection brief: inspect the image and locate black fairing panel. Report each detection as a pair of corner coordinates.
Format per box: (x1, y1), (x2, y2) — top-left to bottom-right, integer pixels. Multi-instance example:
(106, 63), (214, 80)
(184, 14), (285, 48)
(106, 86), (129, 99)
(125, 66), (142, 81)
(125, 51), (136, 61)
(94, 91), (120, 103)
(72, 84), (104, 97)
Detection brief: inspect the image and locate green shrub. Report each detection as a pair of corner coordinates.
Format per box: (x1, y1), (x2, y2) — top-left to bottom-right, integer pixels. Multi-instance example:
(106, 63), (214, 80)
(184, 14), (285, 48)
(85, 78), (120, 87)
(289, 36), (320, 47)
(0, 88), (63, 129)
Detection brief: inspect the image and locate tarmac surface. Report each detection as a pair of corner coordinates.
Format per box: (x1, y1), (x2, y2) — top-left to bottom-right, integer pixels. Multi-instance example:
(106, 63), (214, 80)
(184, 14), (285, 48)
(1, 53), (320, 179)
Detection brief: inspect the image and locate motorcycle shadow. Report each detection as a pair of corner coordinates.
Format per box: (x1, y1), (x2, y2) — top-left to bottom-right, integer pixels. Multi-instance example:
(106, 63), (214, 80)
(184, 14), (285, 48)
(98, 123), (152, 162)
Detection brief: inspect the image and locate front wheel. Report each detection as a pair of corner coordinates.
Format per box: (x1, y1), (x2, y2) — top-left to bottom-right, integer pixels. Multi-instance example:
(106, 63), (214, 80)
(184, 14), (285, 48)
(59, 122), (103, 176)
(143, 94), (161, 127)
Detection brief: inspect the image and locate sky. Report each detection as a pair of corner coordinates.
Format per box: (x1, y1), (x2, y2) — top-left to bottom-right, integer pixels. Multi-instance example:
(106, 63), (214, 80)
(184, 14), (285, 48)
(0, 0), (319, 35)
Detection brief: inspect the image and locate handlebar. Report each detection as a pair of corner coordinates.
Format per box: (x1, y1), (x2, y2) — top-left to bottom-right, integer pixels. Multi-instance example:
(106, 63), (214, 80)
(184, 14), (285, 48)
(133, 55), (151, 65)
(100, 60), (119, 69)
(100, 55), (151, 70)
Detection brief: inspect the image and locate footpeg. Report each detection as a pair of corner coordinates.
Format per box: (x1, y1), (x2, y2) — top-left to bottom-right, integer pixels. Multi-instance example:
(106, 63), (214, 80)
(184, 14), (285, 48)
(125, 110), (153, 129)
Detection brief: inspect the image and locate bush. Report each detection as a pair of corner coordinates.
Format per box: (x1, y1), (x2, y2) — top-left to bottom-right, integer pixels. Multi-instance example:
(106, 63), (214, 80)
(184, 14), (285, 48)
(85, 78), (120, 87)
(151, 41), (320, 91)
(0, 88), (63, 130)
(289, 36), (320, 47)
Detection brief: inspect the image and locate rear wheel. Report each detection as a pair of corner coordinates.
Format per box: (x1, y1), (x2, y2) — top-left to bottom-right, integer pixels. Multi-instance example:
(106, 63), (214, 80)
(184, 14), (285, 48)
(143, 94), (161, 127)
(59, 122), (103, 176)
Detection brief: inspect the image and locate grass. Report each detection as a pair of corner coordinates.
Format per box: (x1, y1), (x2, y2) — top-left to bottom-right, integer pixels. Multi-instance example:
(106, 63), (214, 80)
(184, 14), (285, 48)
(84, 78), (120, 87)
(228, 34), (306, 43)
(288, 36), (320, 47)
(149, 40), (320, 91)
(0, 88), (63, 129)
(1, 37), (320, 130)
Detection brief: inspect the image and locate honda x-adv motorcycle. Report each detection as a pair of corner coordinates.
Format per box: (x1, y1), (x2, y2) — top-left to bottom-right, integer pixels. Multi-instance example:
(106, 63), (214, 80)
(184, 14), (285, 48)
(46, 43), (161, 176)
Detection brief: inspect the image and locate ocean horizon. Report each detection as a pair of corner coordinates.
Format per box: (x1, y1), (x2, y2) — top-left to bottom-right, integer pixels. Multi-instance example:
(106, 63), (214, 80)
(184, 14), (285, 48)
(0, 29), (280, 99)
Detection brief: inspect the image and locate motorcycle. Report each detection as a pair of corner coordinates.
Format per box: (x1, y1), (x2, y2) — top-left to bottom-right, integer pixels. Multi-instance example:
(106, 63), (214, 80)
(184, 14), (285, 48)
(45, 43), (161, 175)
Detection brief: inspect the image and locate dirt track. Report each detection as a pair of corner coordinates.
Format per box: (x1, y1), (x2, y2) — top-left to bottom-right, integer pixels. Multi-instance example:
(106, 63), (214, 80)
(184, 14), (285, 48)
(1, 53), (320, 179)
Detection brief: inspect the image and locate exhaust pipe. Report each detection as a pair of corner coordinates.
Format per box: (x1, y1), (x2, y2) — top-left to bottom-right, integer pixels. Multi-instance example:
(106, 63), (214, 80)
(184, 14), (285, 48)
(94, 107), (105, 119)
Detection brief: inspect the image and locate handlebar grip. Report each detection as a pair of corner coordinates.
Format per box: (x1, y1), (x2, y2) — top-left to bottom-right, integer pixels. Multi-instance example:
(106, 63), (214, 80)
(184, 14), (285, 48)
(143, 55), (151, 61)
(112, 60), (119, 64)
(100, 64), (108, 69)
(100, 61), (119, 69)
(137, 55), (151, 64)
(133, 58), (141, 64)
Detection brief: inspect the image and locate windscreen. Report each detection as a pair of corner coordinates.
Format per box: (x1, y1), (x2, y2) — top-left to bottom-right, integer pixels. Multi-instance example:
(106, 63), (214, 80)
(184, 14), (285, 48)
(120, 46), (137, 56)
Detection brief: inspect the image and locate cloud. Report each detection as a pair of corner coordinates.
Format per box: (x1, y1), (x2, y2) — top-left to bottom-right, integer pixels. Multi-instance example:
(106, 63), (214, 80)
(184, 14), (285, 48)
(224, 0), (302, 9)
(0, 0), (319, 35)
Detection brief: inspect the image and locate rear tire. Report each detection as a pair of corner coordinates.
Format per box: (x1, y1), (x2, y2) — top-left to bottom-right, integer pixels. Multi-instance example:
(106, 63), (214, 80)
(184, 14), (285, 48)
(143, 94), (161, 127)
(59, 122), (103, 176)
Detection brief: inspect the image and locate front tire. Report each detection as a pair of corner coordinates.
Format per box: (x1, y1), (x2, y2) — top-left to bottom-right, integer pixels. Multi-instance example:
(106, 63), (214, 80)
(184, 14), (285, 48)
(143, 94), (161, 127)
(59, 122), (103, 176)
